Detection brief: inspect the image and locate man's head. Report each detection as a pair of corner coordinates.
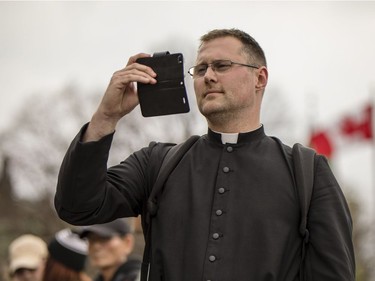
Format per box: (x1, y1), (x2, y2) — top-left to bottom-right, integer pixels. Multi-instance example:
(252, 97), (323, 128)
(79, 219), (134, 271)
(192, 28), (268, 132)
(199, 28), (267, 67)
(8, 234), (48, 281)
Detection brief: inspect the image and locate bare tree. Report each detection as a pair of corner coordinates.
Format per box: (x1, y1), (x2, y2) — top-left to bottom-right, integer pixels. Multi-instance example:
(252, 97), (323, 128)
(0, 83), (204, 201)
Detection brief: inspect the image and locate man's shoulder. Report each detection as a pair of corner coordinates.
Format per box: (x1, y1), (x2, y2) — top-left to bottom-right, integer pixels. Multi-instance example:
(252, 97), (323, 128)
(268, 136), (293, 155)
(121, 258), (142, 271)
(114, 259), (142, 281)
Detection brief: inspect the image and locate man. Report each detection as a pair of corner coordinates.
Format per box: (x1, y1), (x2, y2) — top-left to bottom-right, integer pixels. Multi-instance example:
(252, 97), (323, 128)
(8, 234), (48, 281)
(55, 28), (355, 280)
(79, 219), (141, 281)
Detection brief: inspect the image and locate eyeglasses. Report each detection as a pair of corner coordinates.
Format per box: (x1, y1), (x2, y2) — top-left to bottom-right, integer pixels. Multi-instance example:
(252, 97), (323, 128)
(188, 59), (259, 78)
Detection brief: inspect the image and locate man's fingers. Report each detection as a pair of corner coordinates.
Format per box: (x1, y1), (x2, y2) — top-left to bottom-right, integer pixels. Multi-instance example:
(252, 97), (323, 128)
(127, 53), (151, 66)
(126, 53), (157, 77)
(113, 66), (157, 85)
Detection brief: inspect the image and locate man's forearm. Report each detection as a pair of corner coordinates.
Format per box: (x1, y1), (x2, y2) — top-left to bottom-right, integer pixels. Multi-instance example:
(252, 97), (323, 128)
(54, 124), (115, 225)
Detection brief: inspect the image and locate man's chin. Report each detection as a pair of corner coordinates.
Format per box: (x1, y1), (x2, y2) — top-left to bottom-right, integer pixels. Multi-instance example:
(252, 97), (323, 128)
(199, 101), (223, 115)
(93, 262), (112, 270)
(200, 107), (225, 120)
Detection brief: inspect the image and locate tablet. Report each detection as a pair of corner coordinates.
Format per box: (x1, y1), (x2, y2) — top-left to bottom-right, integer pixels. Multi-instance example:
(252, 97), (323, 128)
(136, 52), (190, 117)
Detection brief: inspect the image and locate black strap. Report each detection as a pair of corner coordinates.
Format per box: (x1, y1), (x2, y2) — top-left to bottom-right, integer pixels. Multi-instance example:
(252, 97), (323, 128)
(292, 143), (315, 240)
(271, 137), (316, 280)
(141, 135), (200, 281)
(147, 135), (200, 216)
(153, 51), (170, 57)
(292, 143), (316, 281)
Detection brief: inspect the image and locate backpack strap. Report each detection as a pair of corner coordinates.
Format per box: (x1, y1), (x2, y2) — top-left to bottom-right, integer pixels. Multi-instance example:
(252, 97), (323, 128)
(292, 143), (316, 281)
(292, 143), (315, 242)
(272, 137), (316, 280)
(147, 135), (201, 216)
(141, 135), (200, 281)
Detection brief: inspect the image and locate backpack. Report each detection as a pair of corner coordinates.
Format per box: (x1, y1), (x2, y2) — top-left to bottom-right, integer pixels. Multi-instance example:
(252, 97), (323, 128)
(141, 135), (316, 281)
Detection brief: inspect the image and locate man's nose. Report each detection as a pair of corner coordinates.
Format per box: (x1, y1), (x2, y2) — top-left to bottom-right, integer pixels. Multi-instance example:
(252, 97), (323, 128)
(204, 65), (217, 82)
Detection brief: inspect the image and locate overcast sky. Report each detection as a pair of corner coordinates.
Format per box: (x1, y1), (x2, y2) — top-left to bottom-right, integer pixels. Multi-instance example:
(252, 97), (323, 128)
(1, 1), (375, 218)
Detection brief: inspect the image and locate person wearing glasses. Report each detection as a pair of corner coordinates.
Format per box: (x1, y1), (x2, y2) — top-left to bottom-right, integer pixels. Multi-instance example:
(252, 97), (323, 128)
(55, 28), (355, 281)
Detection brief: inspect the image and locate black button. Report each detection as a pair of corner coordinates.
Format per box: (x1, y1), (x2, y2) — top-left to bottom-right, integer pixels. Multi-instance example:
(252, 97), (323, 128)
(226, 146), (233, 152)
(218, 187), (225, 194)
(223, 167), (230, 173)
(216, 210), (223, 216)
(209, 255), (216, 262)
(212, 233), (220, 239)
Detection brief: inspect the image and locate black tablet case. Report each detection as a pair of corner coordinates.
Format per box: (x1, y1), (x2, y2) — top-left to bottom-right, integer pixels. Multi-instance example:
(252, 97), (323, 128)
(136, 52), (190, 117)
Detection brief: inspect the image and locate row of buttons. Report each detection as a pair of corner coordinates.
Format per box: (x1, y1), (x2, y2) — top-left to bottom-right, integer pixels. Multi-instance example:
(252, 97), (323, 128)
(205, 145), (234, 280)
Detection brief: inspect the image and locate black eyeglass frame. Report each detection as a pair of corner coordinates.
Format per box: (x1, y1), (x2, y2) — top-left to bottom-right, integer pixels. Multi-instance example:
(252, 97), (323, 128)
(188, 60), (259, 78)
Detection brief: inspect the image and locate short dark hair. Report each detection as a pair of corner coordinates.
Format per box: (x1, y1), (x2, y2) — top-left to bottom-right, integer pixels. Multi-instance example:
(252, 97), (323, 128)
(199, 28), (267, 67)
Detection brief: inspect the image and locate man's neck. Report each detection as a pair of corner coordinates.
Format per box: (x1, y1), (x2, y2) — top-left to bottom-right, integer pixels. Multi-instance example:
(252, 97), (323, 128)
(205, 109), (260, 133)
(100, 266), (118, 281)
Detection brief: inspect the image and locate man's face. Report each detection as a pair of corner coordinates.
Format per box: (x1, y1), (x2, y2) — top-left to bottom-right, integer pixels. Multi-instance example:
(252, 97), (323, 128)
(193, 36), (263, 123)
(87, 233), (133, 270)
(11, 265), (45, 281)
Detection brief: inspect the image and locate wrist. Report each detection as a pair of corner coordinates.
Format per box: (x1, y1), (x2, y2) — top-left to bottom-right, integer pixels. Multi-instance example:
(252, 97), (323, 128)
(83, 112), (119, 142)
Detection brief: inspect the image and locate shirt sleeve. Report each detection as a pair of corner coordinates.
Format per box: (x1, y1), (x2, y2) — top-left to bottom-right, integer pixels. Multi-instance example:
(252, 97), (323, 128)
(54, 123), (167, 225)
(304, 155), (355, 281)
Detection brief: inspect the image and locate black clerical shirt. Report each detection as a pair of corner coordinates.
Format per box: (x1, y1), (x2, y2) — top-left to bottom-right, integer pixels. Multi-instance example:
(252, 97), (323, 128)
(55, 125), (355, 281)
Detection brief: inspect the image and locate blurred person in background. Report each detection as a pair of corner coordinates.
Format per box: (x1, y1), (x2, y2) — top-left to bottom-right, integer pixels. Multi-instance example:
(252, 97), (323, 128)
(7, 234), (47, 281)
(79, 219), (141, 281)
(42, 228), (91, 281)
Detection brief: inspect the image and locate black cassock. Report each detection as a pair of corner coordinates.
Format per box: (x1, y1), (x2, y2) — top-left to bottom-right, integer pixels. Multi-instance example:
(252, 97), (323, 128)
(56, 125), (355, 281)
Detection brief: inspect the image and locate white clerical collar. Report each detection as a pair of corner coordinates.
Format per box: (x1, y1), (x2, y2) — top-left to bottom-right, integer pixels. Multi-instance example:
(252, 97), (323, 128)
(214, 124), (263, 144)
(220, 133), (239, 144)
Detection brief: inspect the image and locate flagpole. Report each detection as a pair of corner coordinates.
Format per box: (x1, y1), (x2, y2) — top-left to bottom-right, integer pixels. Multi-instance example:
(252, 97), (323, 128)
(371, 86), (375, 281)
(371, 86), (375, 222)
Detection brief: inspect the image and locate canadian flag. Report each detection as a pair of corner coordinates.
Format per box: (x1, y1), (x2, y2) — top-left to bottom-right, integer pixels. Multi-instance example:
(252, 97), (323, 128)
(341, 104), (372, 140)
(309, 130), (334, 158)
(309, 104), (373, 158)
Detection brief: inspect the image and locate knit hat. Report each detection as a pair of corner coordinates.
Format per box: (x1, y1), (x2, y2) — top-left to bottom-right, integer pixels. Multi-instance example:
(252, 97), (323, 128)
(79, 219), (132, 239)
(8, 234), (48, 274)
(48, 228), (88, 272)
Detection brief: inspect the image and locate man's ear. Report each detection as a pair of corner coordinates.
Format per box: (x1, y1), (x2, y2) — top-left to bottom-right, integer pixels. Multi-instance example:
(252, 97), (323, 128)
(255, 66), (268, 91)
(122, 234), (135, 254)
